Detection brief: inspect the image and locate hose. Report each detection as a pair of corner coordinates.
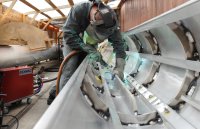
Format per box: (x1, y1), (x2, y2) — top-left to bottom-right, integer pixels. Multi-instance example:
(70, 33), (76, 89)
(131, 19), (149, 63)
(44, 67), (59, 72)
(56, 50), (79, 96)
(43, 77), (57, 83)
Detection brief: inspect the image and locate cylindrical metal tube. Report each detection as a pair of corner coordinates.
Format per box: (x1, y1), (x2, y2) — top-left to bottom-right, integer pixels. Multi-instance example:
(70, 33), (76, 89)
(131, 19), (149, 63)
(0, 46), (61, 68)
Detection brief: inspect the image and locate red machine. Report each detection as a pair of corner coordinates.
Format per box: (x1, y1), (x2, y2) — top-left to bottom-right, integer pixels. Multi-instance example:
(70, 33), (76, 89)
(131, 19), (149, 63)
(0, 66), (33, 105)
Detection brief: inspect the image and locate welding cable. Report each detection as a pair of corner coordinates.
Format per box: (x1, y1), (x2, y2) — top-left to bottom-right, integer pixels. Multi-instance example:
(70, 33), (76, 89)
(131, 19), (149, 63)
(44, 67), (59, 72)
(56, 50), (79, 96)
(42, 77), (57, 83)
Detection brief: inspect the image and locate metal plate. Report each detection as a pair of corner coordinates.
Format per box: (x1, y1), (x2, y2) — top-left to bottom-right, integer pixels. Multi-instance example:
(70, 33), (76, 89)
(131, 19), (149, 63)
(180, 79), (200, 129)
(124, 36), (139, 52)
(34, 61), (114, 129)
(148, 64), (194, 106)
(124, 52), (141, 75)
(135, 33), (156, 54)
(150, 26), (187, 59)
(182, 15), (200, 59)
(133, 58), (159, 85)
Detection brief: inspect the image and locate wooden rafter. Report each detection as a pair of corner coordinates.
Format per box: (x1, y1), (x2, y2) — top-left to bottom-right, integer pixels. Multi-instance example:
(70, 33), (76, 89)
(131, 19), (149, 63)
(68, 0), (74, 6)
(42, 19), (52, 30)
(0, 0), (17, 23)
(118, 0), (125, 9)
(25, 5), (70, 15)
(30, 12), (39, 24)
(20, 0), (51, 19)
(45, 0), (65, 17)
(57, 31), (63, 38)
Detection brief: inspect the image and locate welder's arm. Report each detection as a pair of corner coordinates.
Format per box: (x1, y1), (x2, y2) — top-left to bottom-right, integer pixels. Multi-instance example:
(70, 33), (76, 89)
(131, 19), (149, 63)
(63, 20), (103, 64)
(108, 30), (126, 59)
(62, 8), (96, 53)
(108, 30), (126, 80)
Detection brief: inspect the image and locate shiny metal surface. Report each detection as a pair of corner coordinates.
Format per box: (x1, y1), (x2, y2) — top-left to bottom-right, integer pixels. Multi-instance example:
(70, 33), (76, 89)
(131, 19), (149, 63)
(124, 36), (139, 52)
(0, 46), (60, 68)
(182, 14), (200, 58)
(135, 33), (156, 54)
(123, 124), (169, 129)
(124, 52), (141, 75)
(125, 33), (159, 85)
(34, 60), (114, 129)
(139, 54), (200, 72)
(34, 1), (200, 129)
(169, 23), (193, 58)
(180, 78), (200, 129)
(150, 26), (188, 59)
(133, 58), (159, 85)
(127, 75), (196, 129)
(122, 1), (200, 128)
(148, 65), (194, 105)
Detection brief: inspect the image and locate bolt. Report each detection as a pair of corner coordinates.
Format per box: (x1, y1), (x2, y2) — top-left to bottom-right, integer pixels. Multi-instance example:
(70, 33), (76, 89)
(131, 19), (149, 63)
(149, 95), (153, 99)
(157, 118), (163, 123)
(164, 108), (170, 114)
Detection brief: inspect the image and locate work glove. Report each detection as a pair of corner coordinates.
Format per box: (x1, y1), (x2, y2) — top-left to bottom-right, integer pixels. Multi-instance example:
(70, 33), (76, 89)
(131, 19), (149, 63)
(114, 58), (125, 80)
(88, 51), (102, 62)
(80, 43), (107, 66)
(88, 51), (108, 66)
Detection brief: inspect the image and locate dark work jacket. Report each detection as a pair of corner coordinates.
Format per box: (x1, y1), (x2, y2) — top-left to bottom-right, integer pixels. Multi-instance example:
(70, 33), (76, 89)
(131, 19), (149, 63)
(62, 2), (126, 59)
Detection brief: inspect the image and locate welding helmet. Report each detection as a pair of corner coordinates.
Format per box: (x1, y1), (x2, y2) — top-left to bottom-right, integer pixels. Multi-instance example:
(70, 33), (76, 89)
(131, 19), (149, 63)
(90, 2), (118, 39)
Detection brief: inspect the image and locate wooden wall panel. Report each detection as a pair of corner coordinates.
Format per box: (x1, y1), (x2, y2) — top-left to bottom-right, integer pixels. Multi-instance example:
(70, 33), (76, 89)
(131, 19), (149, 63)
(120, 0), (187, 32)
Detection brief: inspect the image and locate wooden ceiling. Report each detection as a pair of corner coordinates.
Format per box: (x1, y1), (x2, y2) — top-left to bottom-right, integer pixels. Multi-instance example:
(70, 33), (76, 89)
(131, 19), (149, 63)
(1, 0), (124, 28)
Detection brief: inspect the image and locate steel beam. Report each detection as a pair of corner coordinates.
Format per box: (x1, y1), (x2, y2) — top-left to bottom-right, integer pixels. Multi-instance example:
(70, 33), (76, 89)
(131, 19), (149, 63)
(139, 53), (200, 72)
(181, 95), (200, 111)
(127, 75), (196, 129)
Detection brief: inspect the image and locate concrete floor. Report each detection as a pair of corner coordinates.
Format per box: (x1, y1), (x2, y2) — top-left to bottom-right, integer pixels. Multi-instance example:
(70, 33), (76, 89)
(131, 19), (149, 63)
(3, 71), (57, 129)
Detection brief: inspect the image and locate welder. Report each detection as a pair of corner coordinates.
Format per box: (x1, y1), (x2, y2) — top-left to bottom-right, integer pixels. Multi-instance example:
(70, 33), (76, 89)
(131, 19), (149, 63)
(47, 0), (126, 105)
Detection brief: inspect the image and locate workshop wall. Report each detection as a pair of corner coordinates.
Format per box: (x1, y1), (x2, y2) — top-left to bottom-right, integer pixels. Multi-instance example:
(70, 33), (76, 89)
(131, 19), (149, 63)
(120, 0), (187, 32)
